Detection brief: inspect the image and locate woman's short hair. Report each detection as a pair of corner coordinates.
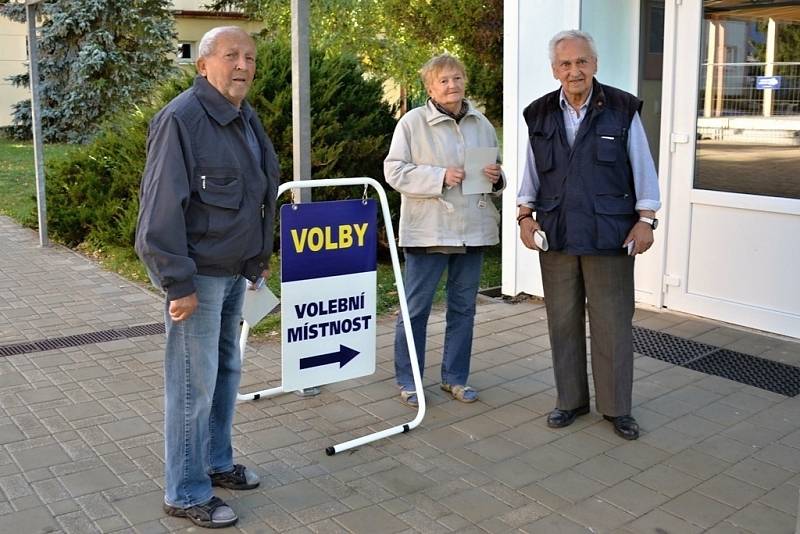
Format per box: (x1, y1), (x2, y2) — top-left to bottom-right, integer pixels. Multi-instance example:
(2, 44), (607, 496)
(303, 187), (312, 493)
(419, 54), (468, 90)
(548, 30), (598, 64)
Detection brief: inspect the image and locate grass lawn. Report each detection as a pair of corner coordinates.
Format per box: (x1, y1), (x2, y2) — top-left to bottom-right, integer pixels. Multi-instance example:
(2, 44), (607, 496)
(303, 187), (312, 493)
(0, 138), (73, 225)
(1, 136), (503, 337)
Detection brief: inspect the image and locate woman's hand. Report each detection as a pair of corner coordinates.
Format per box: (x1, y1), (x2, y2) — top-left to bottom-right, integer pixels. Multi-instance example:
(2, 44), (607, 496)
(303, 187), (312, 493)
(483, 163), (502, 184)
(444, 167), (465, 188)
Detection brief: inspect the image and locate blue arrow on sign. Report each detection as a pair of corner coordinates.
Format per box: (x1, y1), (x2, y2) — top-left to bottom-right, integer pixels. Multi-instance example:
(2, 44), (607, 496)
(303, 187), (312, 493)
(300, 345), (360, 370)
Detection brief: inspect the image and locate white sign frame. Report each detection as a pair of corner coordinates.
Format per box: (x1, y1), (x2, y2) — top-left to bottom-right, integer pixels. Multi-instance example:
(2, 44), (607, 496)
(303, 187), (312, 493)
(236, 177), (426, 455)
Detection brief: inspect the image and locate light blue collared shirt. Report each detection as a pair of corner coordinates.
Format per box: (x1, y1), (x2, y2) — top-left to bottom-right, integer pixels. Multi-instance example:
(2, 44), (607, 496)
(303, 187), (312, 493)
(517, 88), (661, 213)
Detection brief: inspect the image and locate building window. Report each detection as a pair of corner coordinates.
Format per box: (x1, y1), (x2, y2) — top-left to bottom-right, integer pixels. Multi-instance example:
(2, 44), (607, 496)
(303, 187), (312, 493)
(694, 1), (800, 200)
(178, 42), (193, 62)
(642, 0), (665, 80)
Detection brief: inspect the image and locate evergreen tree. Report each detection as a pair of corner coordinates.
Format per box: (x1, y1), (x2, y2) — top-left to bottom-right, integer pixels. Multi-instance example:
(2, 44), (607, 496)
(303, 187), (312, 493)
(0, 0), (177, 143)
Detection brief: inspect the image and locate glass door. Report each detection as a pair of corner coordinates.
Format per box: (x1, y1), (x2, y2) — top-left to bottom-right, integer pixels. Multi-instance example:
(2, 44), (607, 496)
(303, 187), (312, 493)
(661, 0), (800, 337)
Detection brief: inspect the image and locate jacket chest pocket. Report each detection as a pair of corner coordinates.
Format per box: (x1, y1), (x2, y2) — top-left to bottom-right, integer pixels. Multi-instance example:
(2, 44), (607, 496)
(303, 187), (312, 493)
(596, 127), (623, 165)
(530, 129), (556, 173)
(194, 166), (243, 209)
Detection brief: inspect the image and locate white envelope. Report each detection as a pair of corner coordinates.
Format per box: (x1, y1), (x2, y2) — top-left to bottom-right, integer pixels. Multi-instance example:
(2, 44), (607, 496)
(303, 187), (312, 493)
(534, 230), (549, 251)
(241, 286), (279, 325)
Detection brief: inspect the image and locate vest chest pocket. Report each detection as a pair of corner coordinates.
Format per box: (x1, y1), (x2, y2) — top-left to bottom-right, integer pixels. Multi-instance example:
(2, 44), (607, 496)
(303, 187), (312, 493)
(530, 129), (555, 173)
(596, 127), (623, 165)
(194, 167), (243, 209)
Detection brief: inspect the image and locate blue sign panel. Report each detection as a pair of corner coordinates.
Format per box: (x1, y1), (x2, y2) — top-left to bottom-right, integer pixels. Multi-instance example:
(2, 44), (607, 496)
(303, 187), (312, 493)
(280, 198), (378, 391)
(281, 199), (377, 282)
(756, 76), (781, 90)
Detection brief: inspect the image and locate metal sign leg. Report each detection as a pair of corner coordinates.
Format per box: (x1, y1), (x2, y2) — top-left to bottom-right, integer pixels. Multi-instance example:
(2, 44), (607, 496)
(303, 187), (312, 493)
(236, 320), (285, 402)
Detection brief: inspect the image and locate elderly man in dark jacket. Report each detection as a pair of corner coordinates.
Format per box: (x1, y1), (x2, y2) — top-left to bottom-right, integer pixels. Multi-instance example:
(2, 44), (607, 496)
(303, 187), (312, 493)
(135, 26), (279, 529)
(516, 30), (661, 441)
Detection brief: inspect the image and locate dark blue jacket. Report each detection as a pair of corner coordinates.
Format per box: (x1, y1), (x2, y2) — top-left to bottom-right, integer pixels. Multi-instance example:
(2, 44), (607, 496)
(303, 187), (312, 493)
(523, 79), (641, 255)
(135, 76), (280, 300)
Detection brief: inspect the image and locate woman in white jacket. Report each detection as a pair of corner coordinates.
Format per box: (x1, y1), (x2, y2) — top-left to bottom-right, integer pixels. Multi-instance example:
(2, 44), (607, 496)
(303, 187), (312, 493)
(385, 54), (505, 407)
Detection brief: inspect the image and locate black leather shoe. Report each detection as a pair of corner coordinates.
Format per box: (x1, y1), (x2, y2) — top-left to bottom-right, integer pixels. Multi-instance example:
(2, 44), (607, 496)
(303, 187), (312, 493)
(603, 414), (640, 440)
(546, 405), (590, 428)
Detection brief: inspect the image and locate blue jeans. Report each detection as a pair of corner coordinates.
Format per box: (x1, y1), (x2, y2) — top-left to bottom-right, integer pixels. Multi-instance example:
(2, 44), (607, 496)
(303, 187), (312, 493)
(162, 274), (245, 508)
(394, 250), (484, 390)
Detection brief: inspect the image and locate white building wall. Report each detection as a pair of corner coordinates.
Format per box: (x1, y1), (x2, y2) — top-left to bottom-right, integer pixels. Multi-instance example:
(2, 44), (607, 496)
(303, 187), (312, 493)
(501, 0), (581, 298)
(502, 0), (662, 307)
(580, 1), (640, 94)
(0, 18), (28, 128)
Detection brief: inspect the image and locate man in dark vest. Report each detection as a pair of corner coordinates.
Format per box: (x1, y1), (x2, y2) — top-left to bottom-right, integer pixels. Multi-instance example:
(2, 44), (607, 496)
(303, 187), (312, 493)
(516, 30), (661, 440)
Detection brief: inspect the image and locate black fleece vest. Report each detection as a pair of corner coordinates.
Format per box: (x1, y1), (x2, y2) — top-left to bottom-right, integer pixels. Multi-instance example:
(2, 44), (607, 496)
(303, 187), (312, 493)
(523, 79), (642, 255)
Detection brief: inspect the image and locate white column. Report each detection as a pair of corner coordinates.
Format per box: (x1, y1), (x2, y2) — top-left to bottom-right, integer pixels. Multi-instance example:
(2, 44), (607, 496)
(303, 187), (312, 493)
(703, 20), (716, 118)
(501, 0), (580, 298)
(763, 18), (776, 117)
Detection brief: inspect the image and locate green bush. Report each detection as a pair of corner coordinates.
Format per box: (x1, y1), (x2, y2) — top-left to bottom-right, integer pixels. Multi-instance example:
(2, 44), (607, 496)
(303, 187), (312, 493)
(44, 39), (398, 255)
(44, 72), (192, 249)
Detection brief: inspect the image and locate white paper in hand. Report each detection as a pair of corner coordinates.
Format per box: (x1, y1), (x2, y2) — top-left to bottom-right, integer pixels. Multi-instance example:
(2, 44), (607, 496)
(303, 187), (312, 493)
(462, 147), (498, 195)
(241, 286), (279, 325)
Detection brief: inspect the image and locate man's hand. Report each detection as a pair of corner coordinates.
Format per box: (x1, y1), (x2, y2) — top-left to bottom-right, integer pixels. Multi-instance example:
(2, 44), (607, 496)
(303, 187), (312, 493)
(519, 217), (543, 251)
(169, 293), (198, 322)
(623, 222), (654, 255)
(444, 167), (465, 188)
(247, 269), (271, 290)
(483, 163), (502, 184)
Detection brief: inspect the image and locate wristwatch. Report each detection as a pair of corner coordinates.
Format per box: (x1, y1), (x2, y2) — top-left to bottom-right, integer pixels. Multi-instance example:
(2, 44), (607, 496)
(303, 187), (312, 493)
(639, 216), (658, 230)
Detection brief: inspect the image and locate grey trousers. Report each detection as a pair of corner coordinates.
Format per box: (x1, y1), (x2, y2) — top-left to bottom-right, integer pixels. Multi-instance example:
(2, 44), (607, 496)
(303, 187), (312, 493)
(539, 251), (635, 416)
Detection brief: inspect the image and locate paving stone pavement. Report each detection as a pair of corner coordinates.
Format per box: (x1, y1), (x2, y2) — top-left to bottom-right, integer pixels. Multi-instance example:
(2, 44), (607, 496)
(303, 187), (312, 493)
(2, 214), (800, 534)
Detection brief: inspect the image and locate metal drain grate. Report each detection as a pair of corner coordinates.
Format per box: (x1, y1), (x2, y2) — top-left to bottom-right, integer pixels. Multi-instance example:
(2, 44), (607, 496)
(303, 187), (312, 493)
(632, 327), (718, 365)
(0, 323), (165, 358)
(3, 320), (799, 397)
(632, 327), (800, 397)
(685, 349), (800, 397)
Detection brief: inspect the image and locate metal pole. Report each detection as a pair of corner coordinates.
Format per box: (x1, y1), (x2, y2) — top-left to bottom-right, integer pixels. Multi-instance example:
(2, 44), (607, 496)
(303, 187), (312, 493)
(290, 0), (318, 396)
(291, 0), (311, 203)
(26, 0), (48, 247)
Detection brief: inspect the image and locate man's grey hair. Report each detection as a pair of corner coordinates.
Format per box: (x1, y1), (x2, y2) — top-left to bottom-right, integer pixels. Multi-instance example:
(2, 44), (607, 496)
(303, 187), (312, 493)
(197, 26), (251, 59)
(548, 30), (598, 64)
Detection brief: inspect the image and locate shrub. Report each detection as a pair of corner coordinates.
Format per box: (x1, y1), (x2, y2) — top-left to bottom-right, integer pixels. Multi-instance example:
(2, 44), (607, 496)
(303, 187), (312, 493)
(44, 71), (192, 249)
(43, 39), (398, 256)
